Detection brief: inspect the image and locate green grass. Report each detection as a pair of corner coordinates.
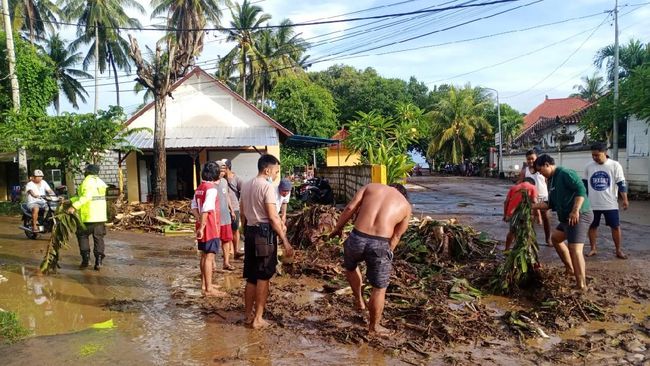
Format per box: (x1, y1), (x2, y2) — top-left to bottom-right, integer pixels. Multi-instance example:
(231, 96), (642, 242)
(0, 310), (30, 344)
(0, 202), (21, 216)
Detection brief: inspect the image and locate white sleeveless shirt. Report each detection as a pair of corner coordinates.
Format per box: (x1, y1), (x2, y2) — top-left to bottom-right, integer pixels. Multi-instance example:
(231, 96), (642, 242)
(525, 167), (548, 200)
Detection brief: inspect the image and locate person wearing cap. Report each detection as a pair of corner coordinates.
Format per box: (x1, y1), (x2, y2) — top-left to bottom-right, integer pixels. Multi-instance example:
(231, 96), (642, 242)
(25, 169), (55, 232)
(68, 164), (108, 270)
(277, 179), (292, 226)
(223, 159), (244, 258)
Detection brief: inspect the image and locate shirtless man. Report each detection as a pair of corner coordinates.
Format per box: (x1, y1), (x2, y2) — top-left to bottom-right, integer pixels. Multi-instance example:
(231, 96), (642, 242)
(330, 183), (411, 335)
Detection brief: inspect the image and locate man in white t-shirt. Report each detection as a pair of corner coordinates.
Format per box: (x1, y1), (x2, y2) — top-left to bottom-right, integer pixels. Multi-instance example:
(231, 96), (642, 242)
(276, 179), (292, 226)
(583, 142), (629, 259)
(25, 169), (55, 232)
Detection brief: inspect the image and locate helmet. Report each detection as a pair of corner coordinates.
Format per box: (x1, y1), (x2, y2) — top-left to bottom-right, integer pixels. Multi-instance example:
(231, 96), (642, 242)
(84, 164), (100, 175)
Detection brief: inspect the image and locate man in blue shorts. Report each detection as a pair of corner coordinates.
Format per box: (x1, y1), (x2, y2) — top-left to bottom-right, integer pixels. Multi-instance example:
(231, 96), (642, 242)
(330, 183), (411, 335)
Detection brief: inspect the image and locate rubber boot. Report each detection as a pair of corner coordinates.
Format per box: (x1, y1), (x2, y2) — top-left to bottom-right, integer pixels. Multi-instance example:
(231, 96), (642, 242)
(79, 251), (90, 269)
(94, 253), (105, 271)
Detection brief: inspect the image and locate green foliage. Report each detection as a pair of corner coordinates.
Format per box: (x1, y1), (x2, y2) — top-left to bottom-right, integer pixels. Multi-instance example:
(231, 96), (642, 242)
(0, 31), (58, 114)
(41, 206), (85, 274)
(623, 65), (650, 120)
(280, 145), (323, 176)
(345, 103), (423, 183)
(491, 192), (539, 294)
(570, 73), (606, 102)
(426, 85), (492, 164)
(269, 76), (338, 137)
(0, 106), (144, 173)
(309, 65), (417, 123)
(0, 202), (21, 216)
(0, 310), (30, 344)
(483, 102), (524, 154)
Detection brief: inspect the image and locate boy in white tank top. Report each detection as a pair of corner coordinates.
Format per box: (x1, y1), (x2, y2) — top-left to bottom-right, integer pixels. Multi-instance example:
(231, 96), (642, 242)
(518, 150), (552, 246)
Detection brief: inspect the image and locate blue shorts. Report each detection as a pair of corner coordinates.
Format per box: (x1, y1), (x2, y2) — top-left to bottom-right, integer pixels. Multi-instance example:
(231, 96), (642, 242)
(197, 238), (221, 254)
(590, 210), (620, 228)
(343, 229), (393, 289)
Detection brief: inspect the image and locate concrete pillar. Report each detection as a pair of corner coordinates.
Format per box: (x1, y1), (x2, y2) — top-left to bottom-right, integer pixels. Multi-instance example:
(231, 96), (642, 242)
(126, 153), (139, 202)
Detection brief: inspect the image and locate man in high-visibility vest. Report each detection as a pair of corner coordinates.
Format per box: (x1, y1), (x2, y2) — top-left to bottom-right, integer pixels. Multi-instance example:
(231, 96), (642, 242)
(68, 164), (108, 270)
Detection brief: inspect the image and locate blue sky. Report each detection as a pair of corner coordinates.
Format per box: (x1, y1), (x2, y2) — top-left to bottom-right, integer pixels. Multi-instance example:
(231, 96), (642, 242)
(56, 0), (650, 117)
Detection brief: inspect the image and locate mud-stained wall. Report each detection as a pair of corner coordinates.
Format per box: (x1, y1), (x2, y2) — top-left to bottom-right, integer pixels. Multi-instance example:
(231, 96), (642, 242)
(317, 165), (374, 203)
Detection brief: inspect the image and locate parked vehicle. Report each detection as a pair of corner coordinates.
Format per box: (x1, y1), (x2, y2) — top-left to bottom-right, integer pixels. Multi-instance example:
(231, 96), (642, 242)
(19, 196), (62, 239)
(298, 177), (335, 205)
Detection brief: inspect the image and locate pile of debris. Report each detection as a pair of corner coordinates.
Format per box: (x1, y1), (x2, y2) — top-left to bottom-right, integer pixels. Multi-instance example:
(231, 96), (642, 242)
(111, 200), (195, 235)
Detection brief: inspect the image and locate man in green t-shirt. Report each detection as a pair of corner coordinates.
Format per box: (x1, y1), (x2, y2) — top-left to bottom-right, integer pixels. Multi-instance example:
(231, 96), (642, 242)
(533, 154), (593, 290)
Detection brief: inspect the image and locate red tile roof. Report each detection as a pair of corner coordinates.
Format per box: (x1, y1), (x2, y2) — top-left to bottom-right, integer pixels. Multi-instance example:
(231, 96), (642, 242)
(523, 97), (589, 130)
(331, 128), (349, 141)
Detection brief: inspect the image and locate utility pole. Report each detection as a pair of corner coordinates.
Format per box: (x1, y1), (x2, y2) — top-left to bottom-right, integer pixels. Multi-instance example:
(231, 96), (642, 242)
(2, 0), (28, 185)
(612, 0), (620, 160)
(94, 22), (99, 113)
(484, 87), (502, 175)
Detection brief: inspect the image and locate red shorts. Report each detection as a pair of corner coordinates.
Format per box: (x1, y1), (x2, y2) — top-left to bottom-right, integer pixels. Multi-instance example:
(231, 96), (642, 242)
(220, 224), (233, 242)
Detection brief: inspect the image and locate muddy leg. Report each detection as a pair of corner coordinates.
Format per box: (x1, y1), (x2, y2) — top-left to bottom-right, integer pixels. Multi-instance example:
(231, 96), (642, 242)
(200, 254), (206, 292)
(368, 287), (390, 335)
(587, 226), (598, 257)
(346, 268), (366, 311)
(611, 226), (626, 259)
(568, 243), (586, 289)
(203, 253), (222, 297)
(244, 281), (256, 324)
(552, 230), (573, 275)
(542, 210), (552, 246)
(251, 279), (270, 329)
(505, 230), (514, 251)
(222, 241), (233, 269)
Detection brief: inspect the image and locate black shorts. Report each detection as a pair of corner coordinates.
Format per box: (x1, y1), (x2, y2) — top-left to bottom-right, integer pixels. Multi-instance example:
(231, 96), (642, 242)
(590, 209), (620, 228)
(556, 211), (593, 244)
(343, 229), (393, 289)
(198, 238), (221, 254)
(231, 211), (240, 231)
(243, 225), (277, 284)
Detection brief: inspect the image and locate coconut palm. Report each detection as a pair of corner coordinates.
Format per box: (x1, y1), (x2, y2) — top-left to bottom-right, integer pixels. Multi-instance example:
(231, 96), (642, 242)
(594, 39), (650, 82)
(426, 85), (491, 164)
(570, 73), (606, 102)
(44, 34), (92, 113)
(9, 0), (61, 43)
(220, 0), (271, 100)
(63, 0), (144, 110)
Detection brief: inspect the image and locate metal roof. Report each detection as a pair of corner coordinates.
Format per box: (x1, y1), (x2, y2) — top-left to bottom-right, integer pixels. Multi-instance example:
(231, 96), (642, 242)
(123, 126), (279, 150)
(284, 135), (340, 149)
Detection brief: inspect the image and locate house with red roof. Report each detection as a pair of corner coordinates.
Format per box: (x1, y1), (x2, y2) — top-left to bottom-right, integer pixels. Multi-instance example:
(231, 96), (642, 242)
(326, 129), (361, 167)
(514, 96), (591, 151)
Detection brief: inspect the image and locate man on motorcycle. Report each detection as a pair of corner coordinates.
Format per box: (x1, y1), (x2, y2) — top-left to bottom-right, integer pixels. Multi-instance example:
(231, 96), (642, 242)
(68, 164), (108, 271)
(25, 170), (55, 232)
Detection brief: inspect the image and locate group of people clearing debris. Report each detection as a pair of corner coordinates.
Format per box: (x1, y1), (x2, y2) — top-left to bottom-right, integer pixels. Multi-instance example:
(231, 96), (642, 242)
(503, 142), (629, 292)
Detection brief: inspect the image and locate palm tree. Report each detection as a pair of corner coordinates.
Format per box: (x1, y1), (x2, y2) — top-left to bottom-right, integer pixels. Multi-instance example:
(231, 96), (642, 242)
(594, 39), (650, 82)
(252, 19), (308, 109)
(130, 0), (225, 206)
(426, 85), (491, 164)
(220, 0), (271, 100)
(63, 0), (144, 111)
(44, 34), (92, 113)
(570, 73), (606, 102)
(9, 0), (61, 43)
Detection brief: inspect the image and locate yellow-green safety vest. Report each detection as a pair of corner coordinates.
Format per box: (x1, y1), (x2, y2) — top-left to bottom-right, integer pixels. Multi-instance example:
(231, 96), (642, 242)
(71, 175), (108, 223)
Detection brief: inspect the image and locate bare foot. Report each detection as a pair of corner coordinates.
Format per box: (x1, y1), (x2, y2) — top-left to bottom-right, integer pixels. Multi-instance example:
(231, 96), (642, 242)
(250, 318), (273, 329)
(545, 241), (553, 247)
(586, 250), (598, 257)
(564, 268), (574, 277)
(204, 289), (227, 297)
(369, 324), (394, 337)
(615, 251), (627, 259)
(354, 297), (367, 312)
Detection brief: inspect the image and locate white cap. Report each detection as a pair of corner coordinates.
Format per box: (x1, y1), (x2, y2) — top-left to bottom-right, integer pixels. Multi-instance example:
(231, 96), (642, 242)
(33, 169), (44, 177)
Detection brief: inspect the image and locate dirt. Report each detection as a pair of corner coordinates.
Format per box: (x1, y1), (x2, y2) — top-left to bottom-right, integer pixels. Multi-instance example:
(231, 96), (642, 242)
(1, 175), (649, 365)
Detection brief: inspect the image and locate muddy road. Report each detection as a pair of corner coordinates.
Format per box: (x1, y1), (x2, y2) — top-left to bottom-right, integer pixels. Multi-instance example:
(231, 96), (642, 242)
(0, 217), (397, 365)
(0, 175), (649, 365)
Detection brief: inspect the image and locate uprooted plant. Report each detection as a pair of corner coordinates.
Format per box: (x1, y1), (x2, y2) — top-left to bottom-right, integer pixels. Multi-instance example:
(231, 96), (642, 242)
(40, 205), (84, 274)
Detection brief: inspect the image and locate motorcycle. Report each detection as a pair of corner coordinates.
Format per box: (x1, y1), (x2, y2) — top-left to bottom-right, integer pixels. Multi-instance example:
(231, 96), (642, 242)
(19, 196), (62, 240)
(298, 177), (335, 205)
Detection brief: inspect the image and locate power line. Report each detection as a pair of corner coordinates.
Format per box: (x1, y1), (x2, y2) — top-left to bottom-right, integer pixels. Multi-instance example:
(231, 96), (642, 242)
(15, 0), (524, 32)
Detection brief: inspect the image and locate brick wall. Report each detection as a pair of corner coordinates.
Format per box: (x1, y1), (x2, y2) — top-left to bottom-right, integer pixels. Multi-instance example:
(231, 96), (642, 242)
(316, 165), (373, 203)
(74, 151), (126, 192)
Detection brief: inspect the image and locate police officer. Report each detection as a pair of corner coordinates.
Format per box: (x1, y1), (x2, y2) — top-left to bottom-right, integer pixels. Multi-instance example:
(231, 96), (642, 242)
(68, 164), (108, 270)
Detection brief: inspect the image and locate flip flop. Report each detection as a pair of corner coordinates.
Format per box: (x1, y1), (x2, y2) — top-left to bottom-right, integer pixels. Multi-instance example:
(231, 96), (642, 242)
(223, 264), (235, 271)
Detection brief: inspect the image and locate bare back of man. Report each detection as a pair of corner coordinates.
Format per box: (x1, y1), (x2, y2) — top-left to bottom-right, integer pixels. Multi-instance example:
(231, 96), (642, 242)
(330, 183), (411, 336)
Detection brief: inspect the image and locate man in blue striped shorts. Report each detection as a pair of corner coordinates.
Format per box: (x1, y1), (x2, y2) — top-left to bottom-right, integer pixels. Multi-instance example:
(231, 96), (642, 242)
(330, 183), (411, 336)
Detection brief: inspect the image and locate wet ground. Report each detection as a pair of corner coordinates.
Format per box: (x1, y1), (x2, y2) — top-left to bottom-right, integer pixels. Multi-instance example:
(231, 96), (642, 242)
(1, 175), (649, 365)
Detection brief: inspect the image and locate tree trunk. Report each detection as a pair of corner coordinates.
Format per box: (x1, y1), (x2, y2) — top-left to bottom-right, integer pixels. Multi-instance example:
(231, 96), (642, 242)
(94, 23), (99, 114)
(261, 87), (265, 112)
(153, 94), (168, 206)
(240, 49), (246, 100)
(109, 50), (120, 107)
